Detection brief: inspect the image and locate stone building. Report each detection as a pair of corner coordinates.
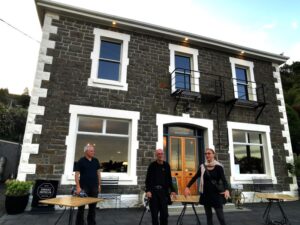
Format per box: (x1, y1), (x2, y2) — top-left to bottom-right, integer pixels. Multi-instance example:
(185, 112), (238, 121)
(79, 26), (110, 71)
(17, 0), (298, 204)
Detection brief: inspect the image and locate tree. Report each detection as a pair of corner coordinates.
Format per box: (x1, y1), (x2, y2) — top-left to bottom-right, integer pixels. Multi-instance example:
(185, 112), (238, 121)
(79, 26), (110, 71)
(280, 61), (300, 155)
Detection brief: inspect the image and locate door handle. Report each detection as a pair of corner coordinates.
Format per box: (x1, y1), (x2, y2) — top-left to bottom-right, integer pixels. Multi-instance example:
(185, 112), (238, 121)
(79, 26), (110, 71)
(175, 173), (178, 176)
(189, 173), (192, 175)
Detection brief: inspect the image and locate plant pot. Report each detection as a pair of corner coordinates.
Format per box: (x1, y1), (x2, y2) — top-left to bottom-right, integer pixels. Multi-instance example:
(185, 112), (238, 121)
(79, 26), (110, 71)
(5, 194), (29, 214)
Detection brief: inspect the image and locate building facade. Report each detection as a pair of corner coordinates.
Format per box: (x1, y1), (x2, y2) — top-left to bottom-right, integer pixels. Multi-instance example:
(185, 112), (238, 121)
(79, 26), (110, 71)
(18, 0), (298, 203)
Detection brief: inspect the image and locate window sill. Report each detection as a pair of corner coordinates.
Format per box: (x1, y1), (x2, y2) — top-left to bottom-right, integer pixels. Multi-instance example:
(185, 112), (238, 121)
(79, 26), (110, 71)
(61, 173), (137, 185)
(231, 174), (276, 184)
(88, 78), (128, 91)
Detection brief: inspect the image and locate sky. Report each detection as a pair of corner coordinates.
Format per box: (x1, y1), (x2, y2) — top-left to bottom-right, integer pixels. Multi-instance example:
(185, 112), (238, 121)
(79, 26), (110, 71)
(0, 0), (299, 95)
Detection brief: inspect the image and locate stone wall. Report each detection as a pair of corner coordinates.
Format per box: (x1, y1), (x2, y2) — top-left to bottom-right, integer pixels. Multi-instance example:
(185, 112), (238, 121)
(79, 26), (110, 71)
(24, 13), (290, 194)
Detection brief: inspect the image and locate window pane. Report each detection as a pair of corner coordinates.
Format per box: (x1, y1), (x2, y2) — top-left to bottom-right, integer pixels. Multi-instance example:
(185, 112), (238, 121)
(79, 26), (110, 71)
(98, 60), (120, 81)
(171, 138), (182, 171)
(233, 130), (246, 143)
(78, 117), (103, 132)
(185, 139), (196, 171)
(249, 145), (264, 173)
(75, 134), (128, 173)
(106, 120), (129, 135)
(169, 127), (194, 136)
(234, 144), (264, 174)
(237, 84), (248, 100)
(235, 67), (247, 82)
(175, 73), (190, 90)
(100, 40), (121, 61)
(248, 132), (262, 144)
(175, 55), (191, 73)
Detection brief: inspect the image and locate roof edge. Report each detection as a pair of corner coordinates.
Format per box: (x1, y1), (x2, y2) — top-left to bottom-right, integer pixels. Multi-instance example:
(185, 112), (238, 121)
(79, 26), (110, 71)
(35, 0), (289, 64)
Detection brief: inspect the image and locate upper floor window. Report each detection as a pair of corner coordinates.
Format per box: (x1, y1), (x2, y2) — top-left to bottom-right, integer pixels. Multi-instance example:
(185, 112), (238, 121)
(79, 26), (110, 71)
(175, 54), (191, 90)
(89, 28), (130, 91)
(98, 40), (121, 81)
(169, 44), (199, 93)
(229, 57), (257, 101)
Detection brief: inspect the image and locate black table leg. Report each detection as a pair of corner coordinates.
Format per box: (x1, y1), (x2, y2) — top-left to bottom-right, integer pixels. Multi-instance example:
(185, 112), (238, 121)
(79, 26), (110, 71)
(276, 201), (291, 225)
(176, 203), (187, 225)
(68, 207), (74, 225)
(54, 207), (67, 225)
(192, 204), (201, 225)
(262, 200), (273, 225)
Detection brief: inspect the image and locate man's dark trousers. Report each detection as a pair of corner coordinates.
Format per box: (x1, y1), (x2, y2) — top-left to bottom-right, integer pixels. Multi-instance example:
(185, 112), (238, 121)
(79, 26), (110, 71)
(149, 188), (169, 225)
(76, 187), (98, 225)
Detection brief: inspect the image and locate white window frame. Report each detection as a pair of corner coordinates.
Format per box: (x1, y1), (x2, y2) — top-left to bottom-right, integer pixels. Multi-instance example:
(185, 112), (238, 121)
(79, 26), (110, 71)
(227, 121), (277, 184)
(61, 105), (140, 185)
(88, 28), (130, 91)
(169, 44), (199, 93)
(229, 57), (257, 101)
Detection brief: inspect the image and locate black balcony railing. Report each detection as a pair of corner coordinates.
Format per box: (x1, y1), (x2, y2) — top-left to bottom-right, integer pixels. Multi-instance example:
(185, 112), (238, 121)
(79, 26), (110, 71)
(170, 68), (267, 120)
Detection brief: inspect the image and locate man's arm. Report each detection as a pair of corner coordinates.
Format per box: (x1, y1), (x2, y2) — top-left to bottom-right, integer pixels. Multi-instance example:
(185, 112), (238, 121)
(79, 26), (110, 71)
(75, 171), (81, 194)
(145, 163), (152, 198)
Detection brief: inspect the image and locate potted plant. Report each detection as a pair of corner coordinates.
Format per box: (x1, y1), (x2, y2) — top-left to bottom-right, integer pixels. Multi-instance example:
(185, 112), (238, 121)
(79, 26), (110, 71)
(5, 179), (33, 214)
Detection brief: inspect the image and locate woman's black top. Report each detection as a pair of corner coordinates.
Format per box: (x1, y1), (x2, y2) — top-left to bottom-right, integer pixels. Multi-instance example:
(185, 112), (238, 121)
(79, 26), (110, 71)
(187, 165), (229, 208)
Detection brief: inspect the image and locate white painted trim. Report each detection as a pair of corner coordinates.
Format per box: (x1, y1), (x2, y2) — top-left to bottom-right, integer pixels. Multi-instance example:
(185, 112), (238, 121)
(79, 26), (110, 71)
(156, 113), (214, 151)
(229, 57), (257, 101)
(227, 121), (276, 184)
(272, 64), (297, 192)
(169, 44), (200, 93)
(88, 28), (130, 91)
(61, 105), (140, 185)
(17, 13), (59, 181)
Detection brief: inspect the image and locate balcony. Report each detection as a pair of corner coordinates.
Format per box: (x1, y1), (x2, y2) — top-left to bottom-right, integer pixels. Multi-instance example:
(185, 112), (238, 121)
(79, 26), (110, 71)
(170, 68), (267, 120)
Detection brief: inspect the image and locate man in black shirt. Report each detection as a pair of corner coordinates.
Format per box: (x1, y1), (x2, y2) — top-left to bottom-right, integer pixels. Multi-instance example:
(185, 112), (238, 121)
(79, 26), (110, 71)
(145, 149), (176, 225)
(75, 144), (101, 225)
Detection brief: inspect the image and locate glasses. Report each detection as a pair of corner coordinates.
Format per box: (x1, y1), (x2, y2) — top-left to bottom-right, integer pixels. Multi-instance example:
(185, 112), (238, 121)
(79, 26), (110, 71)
(205, 152), (212, 155)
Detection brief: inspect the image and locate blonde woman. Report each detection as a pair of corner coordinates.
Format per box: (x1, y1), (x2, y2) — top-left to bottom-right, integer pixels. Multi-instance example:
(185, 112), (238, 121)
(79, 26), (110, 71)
(184, 148), (230, 225)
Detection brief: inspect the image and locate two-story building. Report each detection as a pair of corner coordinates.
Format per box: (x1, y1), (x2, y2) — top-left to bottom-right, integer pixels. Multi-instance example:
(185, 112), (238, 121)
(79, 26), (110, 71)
(17, 0), (298, 205)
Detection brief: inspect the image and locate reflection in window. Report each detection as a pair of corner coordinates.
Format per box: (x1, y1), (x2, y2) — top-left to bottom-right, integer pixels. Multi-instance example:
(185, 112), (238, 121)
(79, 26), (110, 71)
(171, 138), (182, 171)
(75, 116), (129, 173)
(233, 130), (264, 174)
(235, 67), (249, 100)
(98, 40), (121, 81)
(175, 55), (191, 90)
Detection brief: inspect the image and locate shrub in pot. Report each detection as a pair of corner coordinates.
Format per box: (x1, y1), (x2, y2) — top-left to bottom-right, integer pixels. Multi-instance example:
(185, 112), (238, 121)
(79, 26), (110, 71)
(5, 179), (33, 214)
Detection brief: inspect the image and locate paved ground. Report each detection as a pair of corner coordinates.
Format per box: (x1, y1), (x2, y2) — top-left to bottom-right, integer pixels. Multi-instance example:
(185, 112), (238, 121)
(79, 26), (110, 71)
(0, 200), (299, 225)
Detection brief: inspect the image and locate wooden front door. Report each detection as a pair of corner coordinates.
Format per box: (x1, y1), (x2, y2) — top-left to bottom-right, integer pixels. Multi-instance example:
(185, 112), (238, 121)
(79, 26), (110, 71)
(170, 137), (198, 195)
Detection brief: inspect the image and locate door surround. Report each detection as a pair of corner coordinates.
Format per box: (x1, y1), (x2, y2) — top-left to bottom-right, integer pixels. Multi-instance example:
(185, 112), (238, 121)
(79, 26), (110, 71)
(156, 113), (214, 152)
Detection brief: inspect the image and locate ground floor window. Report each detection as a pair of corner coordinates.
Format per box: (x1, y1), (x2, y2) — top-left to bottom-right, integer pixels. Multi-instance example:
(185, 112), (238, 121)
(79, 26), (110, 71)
(61, 105), (139, 185)
(232, 130), (264, 174)
(227, 121), (277, 184)
(75, 117), (129, 173)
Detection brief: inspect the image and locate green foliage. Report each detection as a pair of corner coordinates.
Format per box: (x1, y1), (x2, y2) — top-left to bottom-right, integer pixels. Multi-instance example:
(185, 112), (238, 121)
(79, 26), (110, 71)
(295, 156), (300, 177)
(280, 62), (300, 154)
(5, 180), (33, 196)
(0, 103), (28, 142)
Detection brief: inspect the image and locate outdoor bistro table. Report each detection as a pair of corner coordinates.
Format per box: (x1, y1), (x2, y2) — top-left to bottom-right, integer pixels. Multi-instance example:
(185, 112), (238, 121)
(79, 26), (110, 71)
(40, 196), (103, 225)
(255, 193), (298, 225)
(172, 195), (201, 225)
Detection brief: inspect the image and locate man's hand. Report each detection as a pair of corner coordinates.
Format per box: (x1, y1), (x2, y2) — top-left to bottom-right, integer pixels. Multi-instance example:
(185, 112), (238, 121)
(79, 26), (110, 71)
(76, 186), (81, 195)
(184, 187), (191, 197)
(146, 191), (152, 199)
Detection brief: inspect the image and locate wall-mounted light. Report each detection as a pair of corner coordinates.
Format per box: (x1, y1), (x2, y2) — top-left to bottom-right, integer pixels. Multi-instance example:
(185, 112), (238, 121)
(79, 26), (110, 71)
(184, 37), (189, 41)
(112, 21), (117, 25)
(241, 50), (245, 54)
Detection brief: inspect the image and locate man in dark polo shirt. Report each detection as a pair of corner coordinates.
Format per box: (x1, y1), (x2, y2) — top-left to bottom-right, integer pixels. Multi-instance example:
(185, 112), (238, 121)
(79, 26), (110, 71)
(145, 148), (176, 225)
(75, 144), (101, 225)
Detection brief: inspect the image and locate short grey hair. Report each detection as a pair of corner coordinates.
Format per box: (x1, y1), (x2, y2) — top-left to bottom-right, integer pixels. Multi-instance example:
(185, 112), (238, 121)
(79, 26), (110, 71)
(84, 144), (94, 152)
